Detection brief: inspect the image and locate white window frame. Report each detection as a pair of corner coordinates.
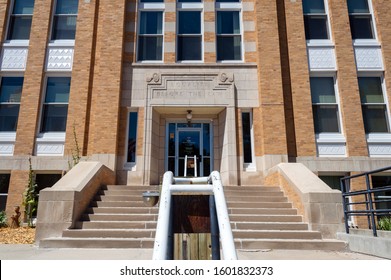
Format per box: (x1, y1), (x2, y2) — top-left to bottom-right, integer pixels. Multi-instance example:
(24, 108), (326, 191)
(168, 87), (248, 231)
(4, 0), (34, 47)
(358, 72), (391, 145)
(348, 0), (378, 46)
(310, 73), (347, 157)
(49, 0), (79, 47)
(241, 109), (256, 171)
(124, 109), (139, 170)
(215, 2), (244, 63)
(37, 74), (71, 141)
(303, 0), (333, 46)
(176, 2), (204, 63)
(136, 2), (165, 63)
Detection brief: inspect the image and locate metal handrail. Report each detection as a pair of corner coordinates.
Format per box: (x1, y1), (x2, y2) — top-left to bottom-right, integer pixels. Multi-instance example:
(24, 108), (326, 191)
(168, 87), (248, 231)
(341, 166), (391, 237)
(152, 171), (237, 260)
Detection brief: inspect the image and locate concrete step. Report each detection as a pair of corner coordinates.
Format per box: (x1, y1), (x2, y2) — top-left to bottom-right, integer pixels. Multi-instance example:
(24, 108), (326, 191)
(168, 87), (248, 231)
(225, 186), (281, 191)
(94, 195), (143, 202)
(86, 207), (158, 214)
(39, 237), (155, 249)
(225, 190), (284, 197)
(228, 208), (297, 215)
(227, 202), (292, 208)
(235, 239), (347, 251)
(231, 222), (309, 231)
(232, 230), (322, 240)
(81, 213), (158, 222)
(99, 190), (154, 196)
(76, 221), (157, 229)
(91, 201), (146, 207)
(226, 196), (287, 202)
(229, 214), (302, 223)
(103, 185), (159, 191)
(63, 229), (156, 238)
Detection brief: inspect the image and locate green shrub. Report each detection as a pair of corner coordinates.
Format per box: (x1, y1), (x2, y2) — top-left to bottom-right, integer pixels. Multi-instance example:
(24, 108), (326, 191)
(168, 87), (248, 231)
(0, 211), (7, 228)
(378, 217), (391, 231)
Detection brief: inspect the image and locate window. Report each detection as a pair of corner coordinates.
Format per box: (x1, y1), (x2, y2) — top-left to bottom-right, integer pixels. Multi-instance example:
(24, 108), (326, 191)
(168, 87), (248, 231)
(302, 0), (329, 40)
(127, 112), (138, 163)
(137, 11), (163, 61)
(359, 77), (390, 133)
(6, 0), (34, 40)
(216, 10), (242, 61)
(241, 111), (254, 167)
(40, 77), (70, 133)
(347, 0), (375, 40)
(0, 174), (10, 211)
(51, 0), (79, 40)
(310, 77), (341, 133)
(0, 77), (23, 132)
(35, 174), (62, 195)
(177, 10), (202, 61)
(319, 175), (344, 190)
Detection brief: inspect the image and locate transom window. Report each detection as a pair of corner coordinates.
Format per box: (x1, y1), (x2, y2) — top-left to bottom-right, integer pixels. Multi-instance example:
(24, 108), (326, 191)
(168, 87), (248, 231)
(216, 11), (242, 61)
(310, 77), (341, 133)
(358, 77), (390, 133)
(302, 0), (329, 40)
(51, 0), (79, 40)
(347, 0), (375, 40)
(7, 0), (34, 40)
(40, 77), (70, 133)
(137, 11), (163, 61)
(177, 10), (202, 61)
(0, 77), (23, 132)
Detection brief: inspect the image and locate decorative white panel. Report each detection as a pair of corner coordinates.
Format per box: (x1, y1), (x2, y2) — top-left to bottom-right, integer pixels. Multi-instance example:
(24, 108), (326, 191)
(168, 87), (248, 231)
(307, 46), (336, 70)
(46, 47), (74, 71)
(0, 142), (14, 156)
(0, 47), (28, 71)
(368, 144), (391, 157)
(354, 46), (383, 70)
(36, 142), (64, 156)
(317, 143), (346, 157)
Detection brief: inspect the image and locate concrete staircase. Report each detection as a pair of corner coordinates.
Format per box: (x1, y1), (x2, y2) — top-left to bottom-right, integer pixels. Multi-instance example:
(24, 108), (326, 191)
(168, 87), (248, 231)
(226, 186), (346, 250)
(40, 184), (346, 251)
(39, 185), (158, 248)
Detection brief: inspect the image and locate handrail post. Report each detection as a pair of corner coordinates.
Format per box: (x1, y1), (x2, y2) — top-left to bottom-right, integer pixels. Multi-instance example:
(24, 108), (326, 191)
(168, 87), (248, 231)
(194, 155), (197, 177)
(365, 174), (377, 237)
(184, 155), (187, 177)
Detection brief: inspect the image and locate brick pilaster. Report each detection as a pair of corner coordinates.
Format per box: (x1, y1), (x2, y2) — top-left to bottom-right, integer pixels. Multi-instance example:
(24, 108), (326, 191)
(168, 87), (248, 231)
(0, 0), (10, 43)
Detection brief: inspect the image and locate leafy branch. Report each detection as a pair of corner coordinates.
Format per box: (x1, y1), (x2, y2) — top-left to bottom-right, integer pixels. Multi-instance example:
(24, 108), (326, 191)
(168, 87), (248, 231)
(22, 157), (38, 227)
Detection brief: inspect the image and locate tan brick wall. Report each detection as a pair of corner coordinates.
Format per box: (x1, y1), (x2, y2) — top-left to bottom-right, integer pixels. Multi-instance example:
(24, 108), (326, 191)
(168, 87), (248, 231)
(329, 0), (368, 157)
(282, 0), (316, 157)
(136, 107), (144, 157)
(65, 0), (98, 156)
(373, 0), (391, 124)
(253, 0), (287, 156)
(0, 0), (10, 43)
(14, 0), (53, 155)
(5, 170), (29, 222)
(88, 0), (126, 156)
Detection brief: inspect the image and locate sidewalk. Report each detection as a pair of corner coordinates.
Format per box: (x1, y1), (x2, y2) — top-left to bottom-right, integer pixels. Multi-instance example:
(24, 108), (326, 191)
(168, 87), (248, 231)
(0, 245), (384, 260)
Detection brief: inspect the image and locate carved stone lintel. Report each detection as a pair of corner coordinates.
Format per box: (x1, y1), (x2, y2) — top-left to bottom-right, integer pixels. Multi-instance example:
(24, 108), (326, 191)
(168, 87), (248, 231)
(146, 73), (161, 84)
(219, 72), (234, 84)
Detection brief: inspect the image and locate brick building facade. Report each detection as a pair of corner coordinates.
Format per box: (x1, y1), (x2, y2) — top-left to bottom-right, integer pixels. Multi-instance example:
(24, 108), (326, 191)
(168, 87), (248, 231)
(1, 0), (391, 225)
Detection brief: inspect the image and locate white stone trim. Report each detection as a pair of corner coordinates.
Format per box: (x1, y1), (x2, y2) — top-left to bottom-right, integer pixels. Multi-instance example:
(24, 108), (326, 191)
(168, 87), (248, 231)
(0, 46), (28, 71)
(367, 133), (391, 157)
(354, 44), (383, 71)
(0, 132), (16, 156)
(46, 46), (74, 71)
(35, 133), (65, 156)
(316, 134), (347, 157)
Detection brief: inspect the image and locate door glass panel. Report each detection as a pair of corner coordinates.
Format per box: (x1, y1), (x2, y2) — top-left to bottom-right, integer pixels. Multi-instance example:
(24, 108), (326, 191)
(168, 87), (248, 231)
(168, 123), (176, 157)
(203, 124), (210, 157)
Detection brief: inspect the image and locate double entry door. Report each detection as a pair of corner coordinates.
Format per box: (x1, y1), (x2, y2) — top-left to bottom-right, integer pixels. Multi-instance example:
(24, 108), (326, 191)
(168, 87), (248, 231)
(167, 122), (212, 177)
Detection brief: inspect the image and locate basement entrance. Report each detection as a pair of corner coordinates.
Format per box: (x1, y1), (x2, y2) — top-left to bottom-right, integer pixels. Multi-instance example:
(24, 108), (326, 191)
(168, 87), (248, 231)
(166, 122), (212, 177)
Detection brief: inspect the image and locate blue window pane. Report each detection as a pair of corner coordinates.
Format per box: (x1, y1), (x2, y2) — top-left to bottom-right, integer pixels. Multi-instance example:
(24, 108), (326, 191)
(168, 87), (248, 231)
(138, 36), (163, 60)
(362, 105), (390, 133)
(41, 104), (68, 132)
(178, 0), (202, 3)
(216, 0), (240, 2)
(349, 16), (374, 39)
(139, 12), (162, 34)
(56, 0), (79, 14)
(313, 105), (340, 133)
(178, 11), (201, 34)
(127, 112), (138, 163)
(0, 174), (10, 194)
(177, 36), (202, 60)
(140, 0), (164, 2)
(347, 0), (369, 13)
(304, 16), (328, 39)
(0, 104), (20, 131)
(217, 36), (241, 60)
(359, 77), (384, 103)
(52, 16), (77, 40)
(45, 77), (71, 103)
(302, 0), (325, 14)
(0, 77), (24, 103)
(7, 16), (32, 40)
(310, 77), (336, 103)
(217, 11), (240, 34)
(13, 0), (34, 14)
